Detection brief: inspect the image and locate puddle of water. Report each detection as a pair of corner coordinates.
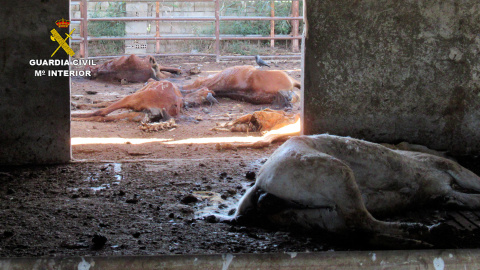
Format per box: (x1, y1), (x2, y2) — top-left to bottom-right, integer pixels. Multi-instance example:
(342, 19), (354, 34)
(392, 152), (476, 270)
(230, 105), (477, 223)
(90, 185), (108, 192)
(75, 164), (123, 192)
(113, 163), (122, 173)
(112, 163), (123, 181)
(68, 184), (110, 193)
(194, 182), (251, 219)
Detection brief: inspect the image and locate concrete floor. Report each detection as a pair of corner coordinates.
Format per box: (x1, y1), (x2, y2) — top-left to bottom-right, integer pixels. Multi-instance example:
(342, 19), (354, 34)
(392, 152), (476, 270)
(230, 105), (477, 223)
(2, 249), (480, 269)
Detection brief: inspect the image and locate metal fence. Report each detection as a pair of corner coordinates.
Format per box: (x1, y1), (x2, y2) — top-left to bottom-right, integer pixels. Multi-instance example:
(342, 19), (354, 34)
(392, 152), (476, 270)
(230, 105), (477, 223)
(70, 0), (303, 61)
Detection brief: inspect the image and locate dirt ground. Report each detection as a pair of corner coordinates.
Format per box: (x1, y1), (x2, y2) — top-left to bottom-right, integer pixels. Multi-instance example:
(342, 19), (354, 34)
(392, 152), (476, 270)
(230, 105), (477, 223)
(70, 58), (301, 161)
(1, 57), (480, 258)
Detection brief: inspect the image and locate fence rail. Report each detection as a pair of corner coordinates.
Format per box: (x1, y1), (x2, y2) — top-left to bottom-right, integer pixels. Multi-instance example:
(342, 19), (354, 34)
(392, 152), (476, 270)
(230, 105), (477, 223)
(71, 0), (303, 61)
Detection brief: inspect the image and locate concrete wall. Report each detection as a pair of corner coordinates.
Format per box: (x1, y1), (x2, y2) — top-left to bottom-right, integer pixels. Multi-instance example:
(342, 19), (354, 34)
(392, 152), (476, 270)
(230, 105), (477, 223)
(0, 1), (70, 165)
(303, 0), (480, 155)
(125, 3), (149, 54)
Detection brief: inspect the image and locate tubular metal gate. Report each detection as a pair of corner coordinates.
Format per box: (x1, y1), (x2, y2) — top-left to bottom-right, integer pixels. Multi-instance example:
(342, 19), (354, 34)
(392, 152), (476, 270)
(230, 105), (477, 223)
(70, 0), (303, 61)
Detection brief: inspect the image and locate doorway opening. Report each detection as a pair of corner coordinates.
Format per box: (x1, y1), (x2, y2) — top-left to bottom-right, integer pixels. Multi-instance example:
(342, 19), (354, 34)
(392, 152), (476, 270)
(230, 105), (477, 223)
(69, 0), (304, 162)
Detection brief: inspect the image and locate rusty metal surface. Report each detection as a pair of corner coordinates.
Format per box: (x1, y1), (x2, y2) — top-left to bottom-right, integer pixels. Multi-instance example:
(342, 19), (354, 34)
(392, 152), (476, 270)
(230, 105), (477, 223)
(86, 36), (216, 41)
(82, 53), (300, 60)
(85, 53), (218, 60)
(88, 16), (216, 21)
(220, 35), (301, 40)
(155, 2), (160, 54)
(1, 250), (480, 269)
(215, 0), (220, 61)
(80, 0), (88, 58)
(86, 16), (302, 21)
(291, 0), (300, 52)
(218, 54), (301, 60)
(270, 0), (275, 48)
(221, 16), (303, 21)
(74, 35), (301, 41)
(87, 0), (214, 2)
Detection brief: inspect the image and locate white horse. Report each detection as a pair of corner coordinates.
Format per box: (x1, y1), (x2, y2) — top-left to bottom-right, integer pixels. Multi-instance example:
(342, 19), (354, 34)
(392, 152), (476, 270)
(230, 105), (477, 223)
(212, 134), (480, 244)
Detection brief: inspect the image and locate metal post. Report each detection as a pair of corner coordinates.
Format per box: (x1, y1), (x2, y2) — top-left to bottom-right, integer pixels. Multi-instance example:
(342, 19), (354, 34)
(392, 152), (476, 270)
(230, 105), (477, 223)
(81, 0), (88, 58)
(79, 0), (84, 58)
(291, 0), (300, 52)
(156, 2), (160, 54)
(215, 0), (220, 62)
(270, 0), (275, 48)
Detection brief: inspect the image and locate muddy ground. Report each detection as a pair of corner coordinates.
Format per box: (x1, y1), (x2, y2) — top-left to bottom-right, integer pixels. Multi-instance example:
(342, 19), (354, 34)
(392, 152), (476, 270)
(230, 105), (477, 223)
(1, 57), (480, 258)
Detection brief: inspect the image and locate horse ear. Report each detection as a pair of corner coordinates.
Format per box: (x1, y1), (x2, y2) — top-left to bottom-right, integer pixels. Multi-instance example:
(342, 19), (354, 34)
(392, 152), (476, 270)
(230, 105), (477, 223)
(150, 67), (160, 81)
(149, 56), (156, 64)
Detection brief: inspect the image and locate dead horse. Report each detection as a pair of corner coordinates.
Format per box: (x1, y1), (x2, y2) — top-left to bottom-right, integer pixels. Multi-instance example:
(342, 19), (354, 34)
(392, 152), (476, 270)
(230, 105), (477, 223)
(211, 134), (480, 245)
(71, 80), (184, 122)
(181, 65), (301, 107)
(85, 54), (183, 83)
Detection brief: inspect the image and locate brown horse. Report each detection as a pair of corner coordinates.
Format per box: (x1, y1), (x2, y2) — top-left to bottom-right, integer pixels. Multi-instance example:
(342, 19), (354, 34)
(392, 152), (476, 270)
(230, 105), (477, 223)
(182, 65), (301, 107)
(86, 54), (183, 83)
(72, 80), (215, 122)
(72, 80), (184, 122)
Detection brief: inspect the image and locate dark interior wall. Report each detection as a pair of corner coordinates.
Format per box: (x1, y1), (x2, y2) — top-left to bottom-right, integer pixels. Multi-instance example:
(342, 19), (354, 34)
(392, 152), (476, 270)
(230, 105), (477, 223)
(303, 0), (480, 155)
(0, 1), (70, 164)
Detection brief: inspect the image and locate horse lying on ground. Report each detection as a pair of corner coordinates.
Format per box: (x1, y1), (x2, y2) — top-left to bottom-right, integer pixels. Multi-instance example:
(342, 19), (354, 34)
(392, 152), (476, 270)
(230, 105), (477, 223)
(213, 109), (298, 133)
(182, 65), (301, 107)
(210, 134), (480, 246)
(85, 54), (183, 83)
(71, 80), (214, 122)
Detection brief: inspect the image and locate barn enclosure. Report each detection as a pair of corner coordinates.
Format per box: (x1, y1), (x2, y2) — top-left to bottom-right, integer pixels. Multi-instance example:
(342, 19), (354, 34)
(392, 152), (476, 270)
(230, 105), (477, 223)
(2, 0), (480, 268)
